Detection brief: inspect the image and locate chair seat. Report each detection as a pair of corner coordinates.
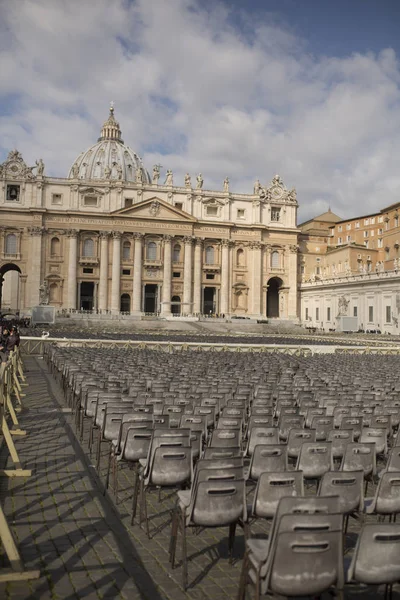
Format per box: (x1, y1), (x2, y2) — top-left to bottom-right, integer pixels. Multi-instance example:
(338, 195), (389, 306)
(177, 490), (191, 509)
(246, 538), (270, 566)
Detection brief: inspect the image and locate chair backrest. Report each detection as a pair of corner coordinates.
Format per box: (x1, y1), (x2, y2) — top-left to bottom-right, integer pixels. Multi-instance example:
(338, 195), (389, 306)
(249, 444), (288, 480)
(318, 470), (364, 514)
(340, 417), (363, 439)
(296, 442), (333, 479)
(348, 523), (400, 585)
(121, 428), (153, 462)
(252, 471), (304, 518)
(287, 429), (316, 458)
(146, 446), (192, 487)
(387, 447), (400, 472)
(327, 429), (354, 459)
(359, 428), (387, 455)
(268, 530), (344, 597)
(305, 408), (326, 428)
(278, 415), (305, 441)
(311, 416), (334, 441)
(369, 471), (400, 516)
(340, 442), (376, 477)
(188, 479), (246, 527)
(209, 429), (241, 448)
(245, 427), (280, 457)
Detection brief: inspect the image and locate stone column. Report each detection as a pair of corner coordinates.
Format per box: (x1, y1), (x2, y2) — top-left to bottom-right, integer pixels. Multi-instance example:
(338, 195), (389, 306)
(251, 241), (262, 317)
(287, 244), (298, 319)
(27, 227), (44, 308)
(98, 231), (110, 312)
(111, 232), (122, 313)
(193, 238), (203, 314)
(220, 239), (230, 316)
(66, 229), (78, 309)
(132, 232), (143, 314)
(161, 234), (172, 316)
(183, 236), (194, 315)
(19, 275), (27, 311)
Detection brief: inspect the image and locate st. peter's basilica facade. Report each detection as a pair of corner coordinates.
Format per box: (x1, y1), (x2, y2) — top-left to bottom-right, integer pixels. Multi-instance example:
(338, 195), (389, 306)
(0, 106), (299, 319)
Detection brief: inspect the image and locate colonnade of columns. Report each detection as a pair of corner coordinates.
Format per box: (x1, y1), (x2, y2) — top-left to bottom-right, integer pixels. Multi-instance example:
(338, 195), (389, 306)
(65, 231), (236, 315)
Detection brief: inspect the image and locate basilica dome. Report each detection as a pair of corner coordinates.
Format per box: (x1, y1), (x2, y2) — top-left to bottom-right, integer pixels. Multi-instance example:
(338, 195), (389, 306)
(68, 105), (151, 183)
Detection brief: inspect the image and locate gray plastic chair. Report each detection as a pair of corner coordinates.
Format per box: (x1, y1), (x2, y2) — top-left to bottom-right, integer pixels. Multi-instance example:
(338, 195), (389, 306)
(248, 444), (288, 480)
(209, 428), (241, 448)
(386, 447), (400, 472)
(365, 471), (400, 521)
(348, 523), (400, 599)
(248, 471), (304, 522)
(318, 470), (364, 531)
(245, 427), (279, 457)
(171, 478), (246, 590)
(266, 530), (344, 599)
(360, 427), (388, 457)
(341, 442), (377, 493)
(328, 429), (354, 460)
(238, 496), (341, 600)
(296, 442), (333, 482)
(287, 428), (316, 459)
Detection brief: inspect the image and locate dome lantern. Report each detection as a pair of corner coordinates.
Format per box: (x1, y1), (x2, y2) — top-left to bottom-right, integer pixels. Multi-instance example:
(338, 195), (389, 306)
(98, 101), (123, 143)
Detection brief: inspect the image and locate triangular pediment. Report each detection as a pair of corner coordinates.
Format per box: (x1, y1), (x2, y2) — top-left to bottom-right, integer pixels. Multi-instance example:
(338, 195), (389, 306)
(112, 197), (197, 222)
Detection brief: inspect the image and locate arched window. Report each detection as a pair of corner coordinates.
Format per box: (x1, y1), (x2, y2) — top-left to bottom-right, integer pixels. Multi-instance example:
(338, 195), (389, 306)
(205, 245), (215, 265)
(49, 283), (59, 302)
(236, 248), (244, 267)
(50, 237), (60, 257)
(271, 251), (280, 269)
(83, 238), (94, 257)
(122, 241), (131, 260)
(147, 241), (157, 260)
(173, 244), (181, 263)
(5, 233), (17, 254)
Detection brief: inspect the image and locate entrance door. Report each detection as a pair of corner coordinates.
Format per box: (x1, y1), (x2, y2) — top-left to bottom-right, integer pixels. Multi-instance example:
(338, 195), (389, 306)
(80, 282), (94, 310)
(120, 294), (131, 313)
(144, 284), (158, 313)
(203, 287), (216, 315)
(266, 278), (282, 318)
(171, 295), (181, 315)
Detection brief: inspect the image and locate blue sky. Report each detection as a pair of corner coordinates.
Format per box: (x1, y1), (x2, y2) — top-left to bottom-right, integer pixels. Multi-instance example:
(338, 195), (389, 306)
(1, 0), (400, 222)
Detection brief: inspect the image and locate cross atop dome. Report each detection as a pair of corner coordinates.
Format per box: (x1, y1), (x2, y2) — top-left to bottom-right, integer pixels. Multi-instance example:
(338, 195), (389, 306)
(99, 103), (123, 143)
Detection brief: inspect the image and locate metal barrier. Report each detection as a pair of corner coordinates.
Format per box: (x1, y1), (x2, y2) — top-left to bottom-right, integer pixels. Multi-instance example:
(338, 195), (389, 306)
(19, 336), (400, 356)
(0, 349), (40, 582)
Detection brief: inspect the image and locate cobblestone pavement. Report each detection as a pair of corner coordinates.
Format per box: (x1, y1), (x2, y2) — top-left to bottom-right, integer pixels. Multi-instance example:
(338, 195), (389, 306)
(0, 357), (399, 599)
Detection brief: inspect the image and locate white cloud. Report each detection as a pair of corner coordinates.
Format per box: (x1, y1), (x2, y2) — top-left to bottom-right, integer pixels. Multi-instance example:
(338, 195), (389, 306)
(1, 0), (400, 221)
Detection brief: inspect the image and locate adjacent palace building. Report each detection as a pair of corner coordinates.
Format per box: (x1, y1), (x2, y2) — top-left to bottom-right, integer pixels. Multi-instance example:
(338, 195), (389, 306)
(1, 105), (400, 332)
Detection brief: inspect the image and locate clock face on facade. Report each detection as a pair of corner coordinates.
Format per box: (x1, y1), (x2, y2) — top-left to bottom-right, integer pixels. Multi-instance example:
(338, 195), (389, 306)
(8, 162), (22, 176)
(271, 186), (283, 199)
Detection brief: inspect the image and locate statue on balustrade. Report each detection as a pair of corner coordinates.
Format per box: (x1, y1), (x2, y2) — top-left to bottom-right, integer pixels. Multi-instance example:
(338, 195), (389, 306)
(196, 173), (203, 189)
(39, 281), (49, 306)
(165, 169), (173, 186)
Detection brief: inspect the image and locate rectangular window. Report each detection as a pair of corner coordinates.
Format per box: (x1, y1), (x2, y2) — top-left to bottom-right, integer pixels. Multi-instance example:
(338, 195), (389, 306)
(395, 216), (399, 227)
(52, 193), (62, 205)
(300, 265), (305, 274)
(386, 305), (391, 323)
(378, 216), (383, 223)
(315, 307), (319, 321)
(174, 203), (183, 210)
(346, 235), (351, 242)
(378, 238), (383, 248)
(364, 219), (369, 225)
(305, 307), (309, 320)
(237, 209), (245, 219)
(338, 237), (342, 244)
(338, 225), (342, 232)
(271, 207), (281, 222)
(124, 198), (133, 207)
(368, 306), (374, 322)
(316, 266), (320, 275)
(327, 307), (331, 321)
(122, 269), (131, 275)
(84, 195), (98, 207)
(206, 273), (215, 280)
(346, 224), (351, 230)
(173, 272), (181, 278)
(6, 185), (20, 201)
(370, 230), (374, 236)
(353, 306), (358, 317)
(378, 228), (383, 235)
(355, 222), (360, 228)
(206, 206), (218, 216)
(83, 267), (93, 274)
(370, 218), (375, 224)
(363, 231), (368, 237)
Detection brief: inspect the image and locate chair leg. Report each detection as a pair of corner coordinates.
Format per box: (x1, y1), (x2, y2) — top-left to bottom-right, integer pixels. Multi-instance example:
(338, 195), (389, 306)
(131, 472), (140, 525)
(104, 446), (113, 494)
(96, 433), (103, 472)
(143, 485), (150, 539)
(228, 522), (237, 563)
(237, 549), (248, 600)
(182, 513), (188, 590)
(169, 505), (179, 565)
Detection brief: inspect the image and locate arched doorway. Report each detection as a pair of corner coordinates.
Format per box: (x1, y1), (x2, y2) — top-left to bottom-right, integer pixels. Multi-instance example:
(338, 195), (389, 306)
(120, 293), (131, 313)
(266, 277), (283, 318)
(171, 295), (181, 315)
(0, 263), (22, 312)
